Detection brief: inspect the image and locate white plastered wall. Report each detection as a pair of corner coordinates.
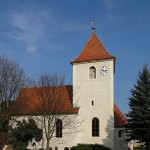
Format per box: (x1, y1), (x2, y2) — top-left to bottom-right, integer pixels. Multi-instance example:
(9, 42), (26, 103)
(72, 59), (114, 149)
(12, 115), (78, 150)
(114, 128), (129, 150)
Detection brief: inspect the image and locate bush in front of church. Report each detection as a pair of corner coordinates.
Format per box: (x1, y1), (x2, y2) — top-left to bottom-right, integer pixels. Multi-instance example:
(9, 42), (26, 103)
(70, 144), (112, 150)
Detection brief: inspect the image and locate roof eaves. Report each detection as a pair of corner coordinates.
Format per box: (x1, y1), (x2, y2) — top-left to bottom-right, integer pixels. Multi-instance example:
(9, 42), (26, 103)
(71, 57), (115, 64)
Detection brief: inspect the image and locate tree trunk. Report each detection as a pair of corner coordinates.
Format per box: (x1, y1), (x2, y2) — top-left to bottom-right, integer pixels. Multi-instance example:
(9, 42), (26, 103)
(46, 139), (50, 150)
(0, 132), (9, 150)
(145, 141), (149, 150)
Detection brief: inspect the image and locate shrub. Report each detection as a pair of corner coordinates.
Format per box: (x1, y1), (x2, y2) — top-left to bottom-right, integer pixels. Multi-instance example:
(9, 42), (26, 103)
(9, 118), (42, 150)
(133, 147), (144, 150)
(70, 144), (112, 150)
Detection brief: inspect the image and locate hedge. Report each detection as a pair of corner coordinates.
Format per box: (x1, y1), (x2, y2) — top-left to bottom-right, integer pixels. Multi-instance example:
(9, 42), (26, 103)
(70, 144), (112, 150)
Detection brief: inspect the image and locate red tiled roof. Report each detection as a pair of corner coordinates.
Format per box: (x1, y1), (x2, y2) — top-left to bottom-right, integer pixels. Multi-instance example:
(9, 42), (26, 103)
(13, 85), (79, 115)
(72, 32), (115, 63)
(114, 104), (128, 127)
(13, 85), (127, 127)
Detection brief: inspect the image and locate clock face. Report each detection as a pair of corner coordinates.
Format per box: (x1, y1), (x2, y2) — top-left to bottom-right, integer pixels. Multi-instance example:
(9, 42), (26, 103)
(100, 66), (108, 76)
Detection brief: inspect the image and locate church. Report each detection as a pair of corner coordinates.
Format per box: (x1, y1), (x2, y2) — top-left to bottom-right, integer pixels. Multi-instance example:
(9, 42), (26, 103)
(13, 31), (129, 150)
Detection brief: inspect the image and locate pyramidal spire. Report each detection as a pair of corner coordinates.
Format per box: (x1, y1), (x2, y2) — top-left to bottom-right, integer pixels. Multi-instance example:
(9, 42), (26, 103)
(71, 32), (115, 63)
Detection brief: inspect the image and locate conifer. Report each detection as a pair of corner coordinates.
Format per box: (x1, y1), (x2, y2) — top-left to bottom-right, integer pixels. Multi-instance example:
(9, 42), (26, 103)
(126, 64), (150, 150)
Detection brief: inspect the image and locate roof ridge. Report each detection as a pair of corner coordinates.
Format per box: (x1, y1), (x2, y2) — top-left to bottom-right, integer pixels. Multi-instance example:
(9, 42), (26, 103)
(71, 33), (94, 63)
(94, 33), (114, 57)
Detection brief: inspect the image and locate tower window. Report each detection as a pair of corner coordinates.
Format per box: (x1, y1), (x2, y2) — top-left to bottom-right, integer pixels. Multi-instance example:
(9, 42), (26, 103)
(89, 66), (96, 79)
(92, 100), (94, 106)
(92, 117), (99, 137)
(56, 119), (62, 138)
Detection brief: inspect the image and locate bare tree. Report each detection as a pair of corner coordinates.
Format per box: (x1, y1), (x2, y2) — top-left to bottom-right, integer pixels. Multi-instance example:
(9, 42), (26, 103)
(0, 56), (26, 103)
(0, 56), (27, 146)
(14, 73), (80, 150)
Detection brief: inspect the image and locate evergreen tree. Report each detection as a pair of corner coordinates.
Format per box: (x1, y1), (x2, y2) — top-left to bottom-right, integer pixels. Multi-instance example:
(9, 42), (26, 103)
(9, 118), (42, 150)
(126, 64), (150, 150)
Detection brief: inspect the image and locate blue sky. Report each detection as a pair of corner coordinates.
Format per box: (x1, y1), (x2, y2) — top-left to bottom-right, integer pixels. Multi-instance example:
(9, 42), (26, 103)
(0, 0), (150, 114)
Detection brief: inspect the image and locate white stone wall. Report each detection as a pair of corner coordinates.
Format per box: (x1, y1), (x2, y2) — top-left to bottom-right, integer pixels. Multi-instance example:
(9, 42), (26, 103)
(73, 59), (114, 149)
(114, 128), (129, 150)
(12, 115), (78, 150)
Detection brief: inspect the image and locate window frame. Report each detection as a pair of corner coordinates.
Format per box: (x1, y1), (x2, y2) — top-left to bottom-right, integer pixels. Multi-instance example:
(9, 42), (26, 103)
(118, 129), (124, 139)
(92, 117), (99, 137)
(89, 66), (96, 79)
(56, 119), (62, 138)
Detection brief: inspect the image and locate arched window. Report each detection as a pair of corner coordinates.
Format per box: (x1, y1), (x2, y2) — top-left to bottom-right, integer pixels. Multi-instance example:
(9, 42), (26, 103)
(56, 119), (62, 138)
(64, 147), (69, 150)
(118, 130), (124, 138)
(92, 117), (99, 137)
(89, 66), (96, 79)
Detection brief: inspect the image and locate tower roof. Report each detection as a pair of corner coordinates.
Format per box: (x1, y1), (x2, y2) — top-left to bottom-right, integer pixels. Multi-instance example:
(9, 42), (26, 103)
(72, 32), (115, 63)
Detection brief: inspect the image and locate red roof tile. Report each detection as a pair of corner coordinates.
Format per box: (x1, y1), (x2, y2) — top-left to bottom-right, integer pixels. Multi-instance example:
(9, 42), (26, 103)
(72, 32), (115, 63)
(13, 85), (79, 115)
(114, 104), (128, 127)
(13, 85), (127, 127)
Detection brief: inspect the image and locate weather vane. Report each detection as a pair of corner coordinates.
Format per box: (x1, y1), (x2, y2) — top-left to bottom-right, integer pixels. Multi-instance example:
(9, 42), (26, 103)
(90, 20), (96, 32)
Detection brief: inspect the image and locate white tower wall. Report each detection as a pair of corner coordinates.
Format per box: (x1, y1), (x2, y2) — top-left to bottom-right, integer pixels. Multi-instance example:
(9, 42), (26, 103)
(73, 59), (114, 149)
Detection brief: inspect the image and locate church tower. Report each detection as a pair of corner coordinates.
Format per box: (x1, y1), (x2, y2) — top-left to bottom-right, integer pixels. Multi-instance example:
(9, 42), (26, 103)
(71, 32), (115, 149)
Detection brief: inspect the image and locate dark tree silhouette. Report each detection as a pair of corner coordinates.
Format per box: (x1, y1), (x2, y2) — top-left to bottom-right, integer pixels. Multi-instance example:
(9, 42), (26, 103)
(0, 56), (27, 147)
(126, 64), (150, 150)
(9, 118), (42, 150)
